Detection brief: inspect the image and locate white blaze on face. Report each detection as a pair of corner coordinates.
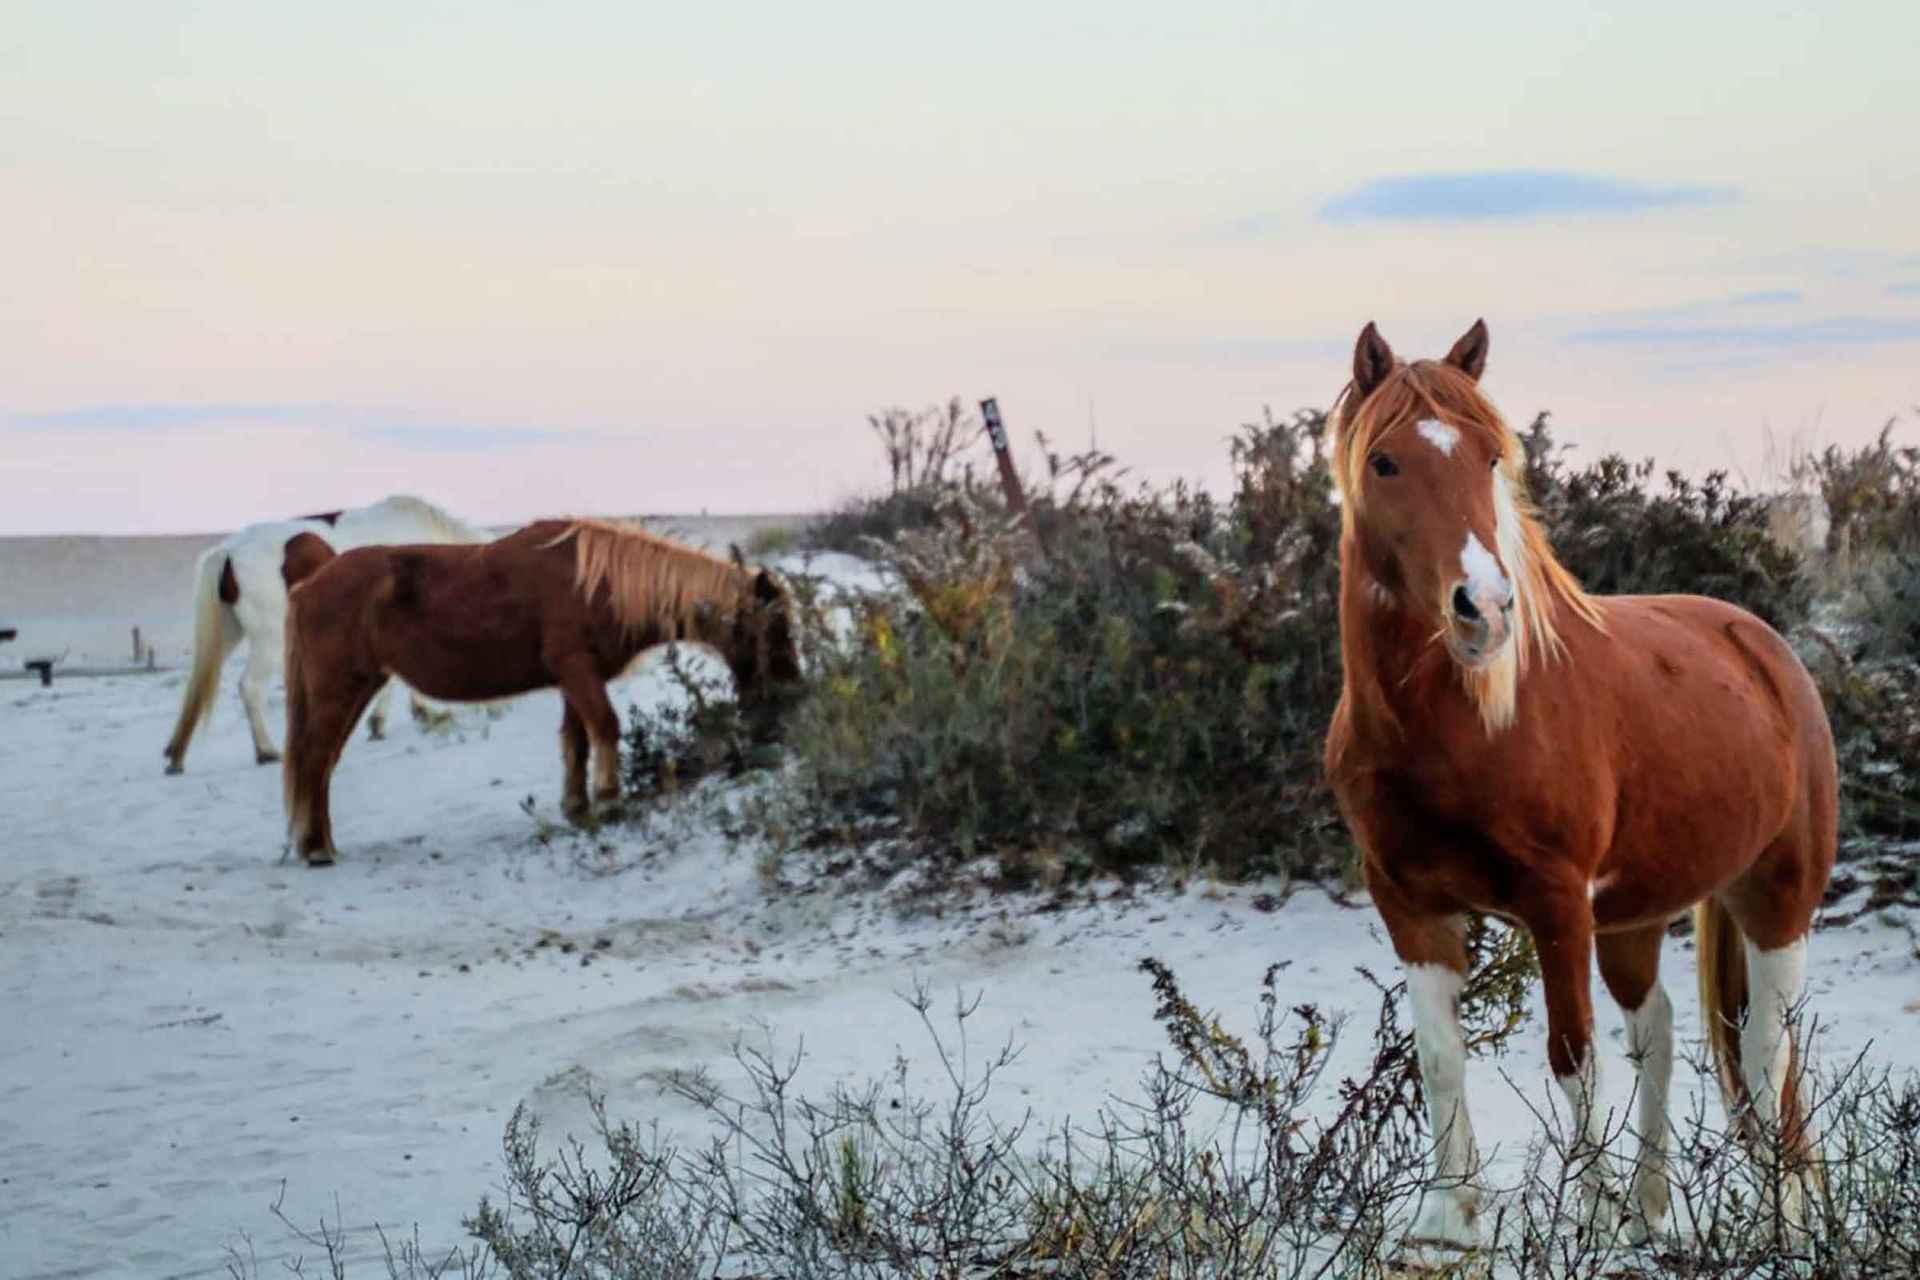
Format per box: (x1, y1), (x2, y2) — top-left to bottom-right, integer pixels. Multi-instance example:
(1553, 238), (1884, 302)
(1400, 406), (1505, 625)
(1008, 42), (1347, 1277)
(1417, 418), (1460, 456)
(1459, 531), (1509, 603)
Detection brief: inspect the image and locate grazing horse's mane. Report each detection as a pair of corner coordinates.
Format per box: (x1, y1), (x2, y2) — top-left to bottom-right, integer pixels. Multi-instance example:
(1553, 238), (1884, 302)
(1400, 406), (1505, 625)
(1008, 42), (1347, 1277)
(547, 519), (753, 640)
(1331, 359), (1604, 729)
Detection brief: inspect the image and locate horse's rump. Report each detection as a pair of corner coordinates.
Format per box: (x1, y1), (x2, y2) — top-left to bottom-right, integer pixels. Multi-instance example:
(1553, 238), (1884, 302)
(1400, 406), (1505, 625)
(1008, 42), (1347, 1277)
(281, 532), (337, 592)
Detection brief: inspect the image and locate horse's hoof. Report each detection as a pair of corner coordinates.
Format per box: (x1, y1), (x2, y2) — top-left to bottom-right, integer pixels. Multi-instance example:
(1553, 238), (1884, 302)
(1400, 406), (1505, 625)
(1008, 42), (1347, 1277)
(164, 760), (184, 776)
(367, 724), (386, 742)
(562, 797), (592, 827)
(256, 749), (281, 765)
(1407, 1193), (1480, 1249)
(303, 847), (336, 867)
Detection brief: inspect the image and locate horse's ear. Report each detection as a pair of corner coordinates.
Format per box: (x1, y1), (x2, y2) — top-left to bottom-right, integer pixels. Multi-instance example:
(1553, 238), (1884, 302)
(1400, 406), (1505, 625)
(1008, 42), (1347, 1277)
(753, 569), (782, 603)
(1443, 318), (1490, 382)
(1352, 322), (1396, 400)
(728, 542), (747, 570)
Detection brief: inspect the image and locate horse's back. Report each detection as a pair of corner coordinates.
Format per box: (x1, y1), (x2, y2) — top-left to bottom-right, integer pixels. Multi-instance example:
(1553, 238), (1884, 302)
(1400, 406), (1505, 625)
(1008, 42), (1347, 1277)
(332, 495), (488, 548)
(1601, 593), (1828, 754)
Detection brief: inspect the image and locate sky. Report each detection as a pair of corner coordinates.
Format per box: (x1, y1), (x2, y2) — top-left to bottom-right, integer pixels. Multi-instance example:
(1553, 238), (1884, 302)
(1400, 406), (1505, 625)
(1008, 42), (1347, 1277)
(2, 1), (1916, 534)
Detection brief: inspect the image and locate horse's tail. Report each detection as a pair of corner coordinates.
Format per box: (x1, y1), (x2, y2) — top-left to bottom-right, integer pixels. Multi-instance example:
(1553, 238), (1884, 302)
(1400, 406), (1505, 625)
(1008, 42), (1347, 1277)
(163, 548), (243, 773)
(1695, 900), (1814, 1159)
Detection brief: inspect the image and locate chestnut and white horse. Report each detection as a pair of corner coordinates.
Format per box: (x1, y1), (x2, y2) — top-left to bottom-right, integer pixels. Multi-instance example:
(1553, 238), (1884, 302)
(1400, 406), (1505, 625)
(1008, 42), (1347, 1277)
(1323, 321), (1835, 1247)
(163, 495), (491, 773)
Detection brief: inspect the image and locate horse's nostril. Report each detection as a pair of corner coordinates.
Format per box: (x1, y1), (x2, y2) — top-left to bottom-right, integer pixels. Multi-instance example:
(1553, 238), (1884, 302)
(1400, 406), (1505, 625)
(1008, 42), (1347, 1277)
(1452, 585), (1481, 623)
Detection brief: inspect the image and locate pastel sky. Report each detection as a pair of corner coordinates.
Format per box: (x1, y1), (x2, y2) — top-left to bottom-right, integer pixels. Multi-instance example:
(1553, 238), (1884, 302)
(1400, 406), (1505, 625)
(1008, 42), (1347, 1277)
(3, 1), (1916, 534)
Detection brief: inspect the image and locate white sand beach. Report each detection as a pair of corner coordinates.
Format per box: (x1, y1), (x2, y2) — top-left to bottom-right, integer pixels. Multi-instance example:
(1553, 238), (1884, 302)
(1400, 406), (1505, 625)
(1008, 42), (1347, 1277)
(0, 543), (1916, 1279)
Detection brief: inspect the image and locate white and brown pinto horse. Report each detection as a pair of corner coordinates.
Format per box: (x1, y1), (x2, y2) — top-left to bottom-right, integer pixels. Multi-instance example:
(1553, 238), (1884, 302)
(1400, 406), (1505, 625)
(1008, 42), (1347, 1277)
(163, 495), (491, 773)
(1324, 322), (1834, 1246)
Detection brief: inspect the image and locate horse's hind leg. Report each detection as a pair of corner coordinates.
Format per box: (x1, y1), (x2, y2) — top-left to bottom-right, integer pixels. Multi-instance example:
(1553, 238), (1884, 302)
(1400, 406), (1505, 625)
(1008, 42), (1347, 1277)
(240, 627), (283, 764)
(1598, 923), (1674, 1241)
(287, 669), (382, 866)
(1724, 811), (1831, 1221)
(365, 678), (393, 740)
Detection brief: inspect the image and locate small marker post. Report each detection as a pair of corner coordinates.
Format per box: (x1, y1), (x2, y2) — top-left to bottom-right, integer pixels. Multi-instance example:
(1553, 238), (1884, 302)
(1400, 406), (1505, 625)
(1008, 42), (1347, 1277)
(979, 397), (1048, 559)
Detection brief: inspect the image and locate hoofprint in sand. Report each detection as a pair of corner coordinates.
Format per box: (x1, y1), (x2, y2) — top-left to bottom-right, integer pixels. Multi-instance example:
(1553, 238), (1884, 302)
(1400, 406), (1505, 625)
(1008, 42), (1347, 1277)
(2, 581), (1917, 1277)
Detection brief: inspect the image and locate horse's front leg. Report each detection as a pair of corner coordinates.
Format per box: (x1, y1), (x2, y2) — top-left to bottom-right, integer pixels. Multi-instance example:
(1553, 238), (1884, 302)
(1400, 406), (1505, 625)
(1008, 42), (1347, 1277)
(554, 661), (624, 814)
(558, 703), (590, 823)
(1373, 893), (1481, 1246)
(1531, 890), (1624, 1232)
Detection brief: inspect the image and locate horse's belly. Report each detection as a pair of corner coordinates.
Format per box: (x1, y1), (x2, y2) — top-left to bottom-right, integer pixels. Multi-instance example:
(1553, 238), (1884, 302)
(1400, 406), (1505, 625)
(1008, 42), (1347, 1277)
(1592, 704), (1804, 926)
(384, 628), (551, 703)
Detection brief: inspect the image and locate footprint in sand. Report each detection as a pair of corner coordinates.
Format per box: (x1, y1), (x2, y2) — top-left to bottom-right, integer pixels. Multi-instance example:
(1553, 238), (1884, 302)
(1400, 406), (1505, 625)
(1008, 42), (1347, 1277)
(32, 875), (82, 918)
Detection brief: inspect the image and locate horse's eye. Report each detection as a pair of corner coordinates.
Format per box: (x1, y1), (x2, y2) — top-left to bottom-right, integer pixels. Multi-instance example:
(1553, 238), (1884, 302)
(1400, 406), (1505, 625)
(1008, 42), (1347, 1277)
(1491, 455), (1502, 470)
(1370, 454), (1399, 478)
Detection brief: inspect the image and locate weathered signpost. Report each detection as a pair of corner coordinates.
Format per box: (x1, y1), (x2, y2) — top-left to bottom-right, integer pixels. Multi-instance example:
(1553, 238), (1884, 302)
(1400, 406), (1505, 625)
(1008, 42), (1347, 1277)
(979, 397), (1050, 559)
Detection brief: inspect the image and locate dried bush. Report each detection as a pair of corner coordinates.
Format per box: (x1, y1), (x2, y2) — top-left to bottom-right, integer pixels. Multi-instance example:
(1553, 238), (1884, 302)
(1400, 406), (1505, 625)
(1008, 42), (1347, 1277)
(233, 957), (1920, 1278)
(806, 399), (989, 554)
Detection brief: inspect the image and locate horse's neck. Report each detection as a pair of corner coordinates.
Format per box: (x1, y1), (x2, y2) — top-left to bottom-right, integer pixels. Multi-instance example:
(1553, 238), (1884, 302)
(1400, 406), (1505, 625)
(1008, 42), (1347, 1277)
(1336, 553), (1480, 747)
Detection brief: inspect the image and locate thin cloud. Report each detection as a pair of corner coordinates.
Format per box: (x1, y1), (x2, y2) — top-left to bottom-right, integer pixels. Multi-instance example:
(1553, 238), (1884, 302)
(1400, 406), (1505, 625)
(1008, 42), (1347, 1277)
(356, 426), (582, 451)
(1319, 171), (1738, 223)
(5, 403), (331, 430)
(1889, 282), (1920, 297)
(1727, 290), (1804, 305)
(1569, 315), (1920, 349)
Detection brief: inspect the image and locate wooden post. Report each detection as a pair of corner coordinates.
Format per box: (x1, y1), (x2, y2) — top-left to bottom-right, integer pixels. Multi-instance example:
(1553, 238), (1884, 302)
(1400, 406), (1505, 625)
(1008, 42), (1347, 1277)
(132, 625), (142, 663)
(979, 397), (1048, 558)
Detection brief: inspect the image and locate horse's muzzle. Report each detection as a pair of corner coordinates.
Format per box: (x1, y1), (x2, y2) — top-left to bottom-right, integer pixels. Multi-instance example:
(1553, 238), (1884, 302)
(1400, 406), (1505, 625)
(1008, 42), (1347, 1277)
(1448, 581), (1514, 666)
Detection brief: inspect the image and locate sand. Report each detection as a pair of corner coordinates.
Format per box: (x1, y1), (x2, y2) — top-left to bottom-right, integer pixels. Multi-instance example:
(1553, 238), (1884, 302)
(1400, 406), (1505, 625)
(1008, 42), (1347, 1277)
(1, 548), (1915, 1278)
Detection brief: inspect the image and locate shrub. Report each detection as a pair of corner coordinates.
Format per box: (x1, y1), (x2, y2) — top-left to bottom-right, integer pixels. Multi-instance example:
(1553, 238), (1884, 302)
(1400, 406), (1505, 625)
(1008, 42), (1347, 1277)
(768, 404), (1826, 884)
(1520, 413), (1811, 630)
(779, 408), (1346, 882)
(1788, 421), (1920, 840)
(622, 648), (775, 801)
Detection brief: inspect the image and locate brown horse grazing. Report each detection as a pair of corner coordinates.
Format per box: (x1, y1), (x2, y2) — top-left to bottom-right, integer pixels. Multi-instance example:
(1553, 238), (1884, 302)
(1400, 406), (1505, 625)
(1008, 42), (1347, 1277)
(1323, 321), (1835, 1247)
(282, 519), (800, 865)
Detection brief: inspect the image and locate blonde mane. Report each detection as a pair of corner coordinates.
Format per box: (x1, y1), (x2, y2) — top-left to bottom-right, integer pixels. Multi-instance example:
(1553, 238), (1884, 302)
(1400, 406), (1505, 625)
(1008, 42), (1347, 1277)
(549, 519), (751, 640)
(1331, 359), (1605, 730)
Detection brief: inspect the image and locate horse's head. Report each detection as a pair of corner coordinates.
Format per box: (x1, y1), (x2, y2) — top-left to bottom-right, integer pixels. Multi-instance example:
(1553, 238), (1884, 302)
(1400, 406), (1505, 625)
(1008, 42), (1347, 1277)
(1334, 319), (1521, 670)
(727, 568), (803, 733)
